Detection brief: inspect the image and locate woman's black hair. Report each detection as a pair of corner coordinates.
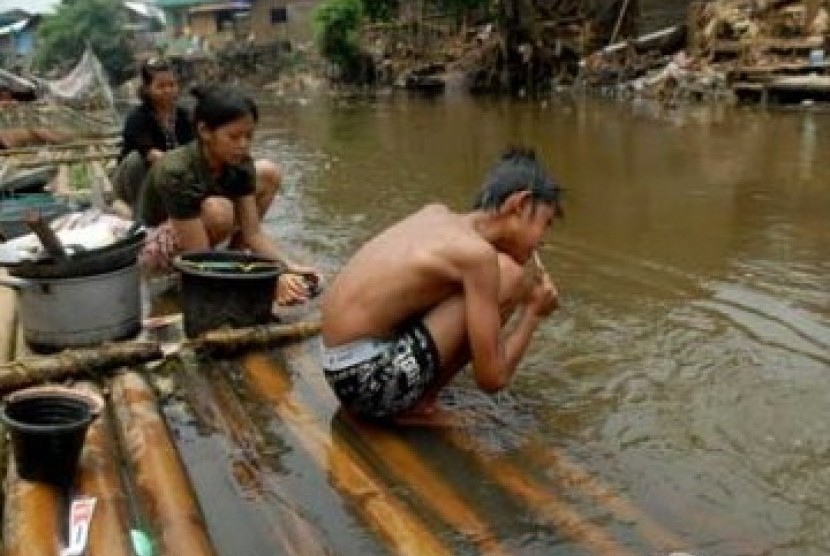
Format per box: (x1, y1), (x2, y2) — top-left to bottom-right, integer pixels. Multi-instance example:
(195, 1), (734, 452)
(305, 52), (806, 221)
(138, 57), (176, 105)
(473, 147), (564, 217)
(190, 84), (258, 131)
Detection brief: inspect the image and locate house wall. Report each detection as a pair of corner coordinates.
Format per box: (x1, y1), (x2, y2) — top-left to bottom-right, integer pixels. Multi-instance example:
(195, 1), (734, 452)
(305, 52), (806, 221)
(250, 0), (318, 45)
(189, 11), (217, 37)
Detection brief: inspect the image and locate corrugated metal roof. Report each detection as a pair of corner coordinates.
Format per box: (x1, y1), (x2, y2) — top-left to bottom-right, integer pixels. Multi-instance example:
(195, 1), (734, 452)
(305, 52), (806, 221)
(155, 0), (212, 9)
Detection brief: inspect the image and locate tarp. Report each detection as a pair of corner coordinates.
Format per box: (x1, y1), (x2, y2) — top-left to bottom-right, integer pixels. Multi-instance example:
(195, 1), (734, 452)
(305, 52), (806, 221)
(35, 48), (115, 111)
(124, 1), (166, 24)
(0, 17), (27, 35)
(0, 0), (59, 16)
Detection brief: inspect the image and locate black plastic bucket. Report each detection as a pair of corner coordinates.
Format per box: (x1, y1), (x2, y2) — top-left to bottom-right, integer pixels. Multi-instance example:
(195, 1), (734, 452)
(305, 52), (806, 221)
(173, 250), (281, 338)
(1, 393), (94, 486)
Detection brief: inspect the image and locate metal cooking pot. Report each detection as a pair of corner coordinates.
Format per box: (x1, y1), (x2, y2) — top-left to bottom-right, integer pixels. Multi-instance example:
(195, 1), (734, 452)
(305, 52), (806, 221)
(8, 229), (146, 280)
(0, 264), (142, 353)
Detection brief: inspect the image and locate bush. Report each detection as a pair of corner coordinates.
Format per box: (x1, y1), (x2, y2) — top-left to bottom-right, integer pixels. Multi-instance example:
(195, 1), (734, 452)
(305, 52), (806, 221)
(313, 0), (364, 76)
(34, 0), (134, 84)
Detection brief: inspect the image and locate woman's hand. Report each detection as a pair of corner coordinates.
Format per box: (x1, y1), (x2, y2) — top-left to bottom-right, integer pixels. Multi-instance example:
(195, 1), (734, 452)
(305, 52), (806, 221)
(275, 267), (323, 305)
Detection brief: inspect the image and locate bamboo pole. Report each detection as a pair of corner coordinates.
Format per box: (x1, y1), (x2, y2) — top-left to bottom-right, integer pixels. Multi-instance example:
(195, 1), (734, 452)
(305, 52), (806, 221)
(174, 354), (333, 556)
(285, 349), (510, 555)
(285, 342), (641, 556)
(0, 342), (163, 394)
(242, 352), (453, 556)
(0, 320), (321, 394)
(73, 381), (134, 556)
(186, 320), (322, 354)
(0, 138), (121, 157)
(9, 151), (119, 169)
(0, 270), (17, 364)
(110, 371), (218, 556)
(2, 456), (62, 556)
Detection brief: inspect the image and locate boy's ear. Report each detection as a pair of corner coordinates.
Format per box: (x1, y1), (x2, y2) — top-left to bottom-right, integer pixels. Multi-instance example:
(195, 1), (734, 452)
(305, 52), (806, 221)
(499, 190), (532, 217)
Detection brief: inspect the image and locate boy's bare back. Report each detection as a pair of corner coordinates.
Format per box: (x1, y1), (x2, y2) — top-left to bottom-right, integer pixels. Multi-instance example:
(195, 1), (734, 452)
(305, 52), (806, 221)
(322, 203), (497, 346)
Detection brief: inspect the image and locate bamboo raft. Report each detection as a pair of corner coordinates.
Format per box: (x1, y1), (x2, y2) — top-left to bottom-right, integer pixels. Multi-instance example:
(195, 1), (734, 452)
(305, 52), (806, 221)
(0, 281), (764, 555)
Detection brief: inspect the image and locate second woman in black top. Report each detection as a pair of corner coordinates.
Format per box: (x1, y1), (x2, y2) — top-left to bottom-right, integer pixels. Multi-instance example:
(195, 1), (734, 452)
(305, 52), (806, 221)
(112, 58), (194, 210)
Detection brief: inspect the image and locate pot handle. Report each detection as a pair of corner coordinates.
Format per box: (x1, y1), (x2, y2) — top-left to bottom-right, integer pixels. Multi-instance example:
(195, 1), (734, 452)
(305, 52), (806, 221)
(0, 275), (32, 291)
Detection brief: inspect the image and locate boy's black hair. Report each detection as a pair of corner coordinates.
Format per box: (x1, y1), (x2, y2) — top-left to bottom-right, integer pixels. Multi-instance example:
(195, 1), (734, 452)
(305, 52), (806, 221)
(190, 84), (258, 131)
(473, 147), (563, 217)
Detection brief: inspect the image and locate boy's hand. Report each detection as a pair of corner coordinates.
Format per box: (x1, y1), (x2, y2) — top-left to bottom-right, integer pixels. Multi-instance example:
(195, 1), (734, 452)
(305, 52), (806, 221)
(528, 272), (558, 317)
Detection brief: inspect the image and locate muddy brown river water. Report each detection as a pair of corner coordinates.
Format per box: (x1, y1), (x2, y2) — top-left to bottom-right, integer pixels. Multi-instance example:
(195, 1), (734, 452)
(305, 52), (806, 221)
(179, 95), (829, 556)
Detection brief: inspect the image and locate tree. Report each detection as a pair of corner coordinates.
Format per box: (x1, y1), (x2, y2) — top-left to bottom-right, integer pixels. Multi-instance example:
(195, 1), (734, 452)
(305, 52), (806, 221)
(313, 0), (364, 77)
(34, 0), (134, 84)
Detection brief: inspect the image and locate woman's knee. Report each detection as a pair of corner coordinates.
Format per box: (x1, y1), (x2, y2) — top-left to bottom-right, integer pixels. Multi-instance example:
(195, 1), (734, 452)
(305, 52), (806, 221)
(254, 159), (281, 195)
(201, 196), (234, 244)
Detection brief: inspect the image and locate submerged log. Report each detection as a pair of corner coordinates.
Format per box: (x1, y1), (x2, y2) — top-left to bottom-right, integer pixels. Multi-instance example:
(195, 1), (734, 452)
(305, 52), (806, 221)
(0, 342), (163, 394)
(111, 371), (218, 556)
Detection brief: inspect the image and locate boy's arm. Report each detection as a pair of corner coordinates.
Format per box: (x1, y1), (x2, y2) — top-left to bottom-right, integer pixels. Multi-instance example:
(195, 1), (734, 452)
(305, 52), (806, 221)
(462, 249), (545, 393)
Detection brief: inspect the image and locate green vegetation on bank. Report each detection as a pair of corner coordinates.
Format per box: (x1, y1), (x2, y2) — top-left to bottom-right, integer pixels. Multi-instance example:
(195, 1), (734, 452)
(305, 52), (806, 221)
(312, 0), (364, 77)
(34, 0), (133, 84)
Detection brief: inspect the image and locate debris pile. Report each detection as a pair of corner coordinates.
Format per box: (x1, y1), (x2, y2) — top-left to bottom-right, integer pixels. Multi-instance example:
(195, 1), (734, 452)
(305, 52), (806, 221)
(583, 0), (830, 104)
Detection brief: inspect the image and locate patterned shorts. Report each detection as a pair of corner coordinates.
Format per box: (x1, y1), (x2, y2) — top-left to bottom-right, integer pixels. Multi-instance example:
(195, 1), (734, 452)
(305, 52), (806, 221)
(322, 321), (440, 420)
(138, 222), (181, 273)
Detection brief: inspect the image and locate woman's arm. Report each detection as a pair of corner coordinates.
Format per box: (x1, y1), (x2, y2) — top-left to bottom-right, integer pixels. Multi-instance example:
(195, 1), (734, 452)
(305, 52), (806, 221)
(234, 195), (317, 304)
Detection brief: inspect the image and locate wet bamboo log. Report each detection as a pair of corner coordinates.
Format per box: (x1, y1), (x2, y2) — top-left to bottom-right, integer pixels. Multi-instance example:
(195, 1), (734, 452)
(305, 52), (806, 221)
(2, 456), (62, 556)
(242, 352), (453, 556)
(285, 342), (639, 556)
(174, 354), (333, 556)
(0, 342), (163, 394)
(110, 371), (218, 556)
(0, 270), (17, 363)
(73, 381), (134, 556)
(285, 348), (510, 555)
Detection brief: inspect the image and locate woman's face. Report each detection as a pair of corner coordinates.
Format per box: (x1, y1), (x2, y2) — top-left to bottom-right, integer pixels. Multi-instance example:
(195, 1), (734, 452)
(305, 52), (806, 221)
(200, 115), (256, 165)
(147, 70), (179, 109)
